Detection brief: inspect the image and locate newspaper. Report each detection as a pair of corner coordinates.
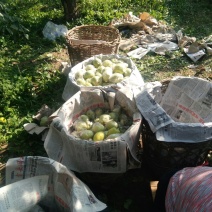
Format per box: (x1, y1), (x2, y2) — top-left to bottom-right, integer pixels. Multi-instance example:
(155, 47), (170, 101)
(1, 156), (106, 212)
(127, 47), (150, 59)
(133, 81), (174, 133)
(126, 40), (178, 58)
(184, 47), (206, 62)
(62, 54), (144, 101)
(134, 76), (212, 143)
(45, 88), (142, 173)
(0, 175), (49, 212)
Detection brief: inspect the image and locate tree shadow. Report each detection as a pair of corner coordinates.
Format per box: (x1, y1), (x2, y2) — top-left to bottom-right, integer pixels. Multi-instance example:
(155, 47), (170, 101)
(165, 0), (212, 38)
(76, 167), (154, 212)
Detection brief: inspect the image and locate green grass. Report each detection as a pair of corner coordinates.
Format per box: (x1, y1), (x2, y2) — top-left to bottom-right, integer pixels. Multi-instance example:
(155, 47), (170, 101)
(0, 0), (211, 163)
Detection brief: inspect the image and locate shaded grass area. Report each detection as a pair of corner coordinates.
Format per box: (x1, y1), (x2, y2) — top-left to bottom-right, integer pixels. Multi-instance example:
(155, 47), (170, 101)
(166, 0), (212, 38)
(75, 168), (154, 211)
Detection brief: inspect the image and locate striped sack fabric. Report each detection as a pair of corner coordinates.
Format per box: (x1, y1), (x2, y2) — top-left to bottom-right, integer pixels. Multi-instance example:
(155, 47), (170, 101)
(165, 166), (212, 212)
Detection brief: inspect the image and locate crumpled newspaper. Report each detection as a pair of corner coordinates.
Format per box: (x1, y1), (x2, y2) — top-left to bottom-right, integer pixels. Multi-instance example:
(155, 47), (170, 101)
(176, 30), (196, 48)
(111, 11), (140, 26)
(127, 47), (150, 59)
(112, 12), (211, 61)
(32, 104), (54, 121)
(201, 35), (212, 55)
(177, 31), (212, 62)
(59, 61), (72, 76)
(127, 40), (178, 58)
(110, 11), (158, 35)
(24, 105), (55, 140)
(152, 41), (179, 55)
(42, 21), (68, 41)
(184, 46), (206, 62)
(112, 12), (178, 55)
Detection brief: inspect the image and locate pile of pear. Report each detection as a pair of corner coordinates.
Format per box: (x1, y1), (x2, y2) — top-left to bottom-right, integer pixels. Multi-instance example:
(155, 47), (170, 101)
(71, 106), (132, 142)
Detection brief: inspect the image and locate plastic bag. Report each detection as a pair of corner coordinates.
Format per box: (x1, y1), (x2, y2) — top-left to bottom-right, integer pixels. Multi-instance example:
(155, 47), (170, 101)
(42, 21), (68, 41)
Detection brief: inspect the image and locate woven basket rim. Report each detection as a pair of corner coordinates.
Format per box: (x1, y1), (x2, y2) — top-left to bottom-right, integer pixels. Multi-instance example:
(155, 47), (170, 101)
(67, 24), (120, 31)
(66, 25), (121, 65)
(66, 25), (121, 44)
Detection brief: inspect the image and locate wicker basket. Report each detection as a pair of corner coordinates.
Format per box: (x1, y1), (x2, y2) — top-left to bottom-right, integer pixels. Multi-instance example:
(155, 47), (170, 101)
(66, 25), (121, 65)
(142, 118), (211, 180)
(141, 80), (212, 180)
